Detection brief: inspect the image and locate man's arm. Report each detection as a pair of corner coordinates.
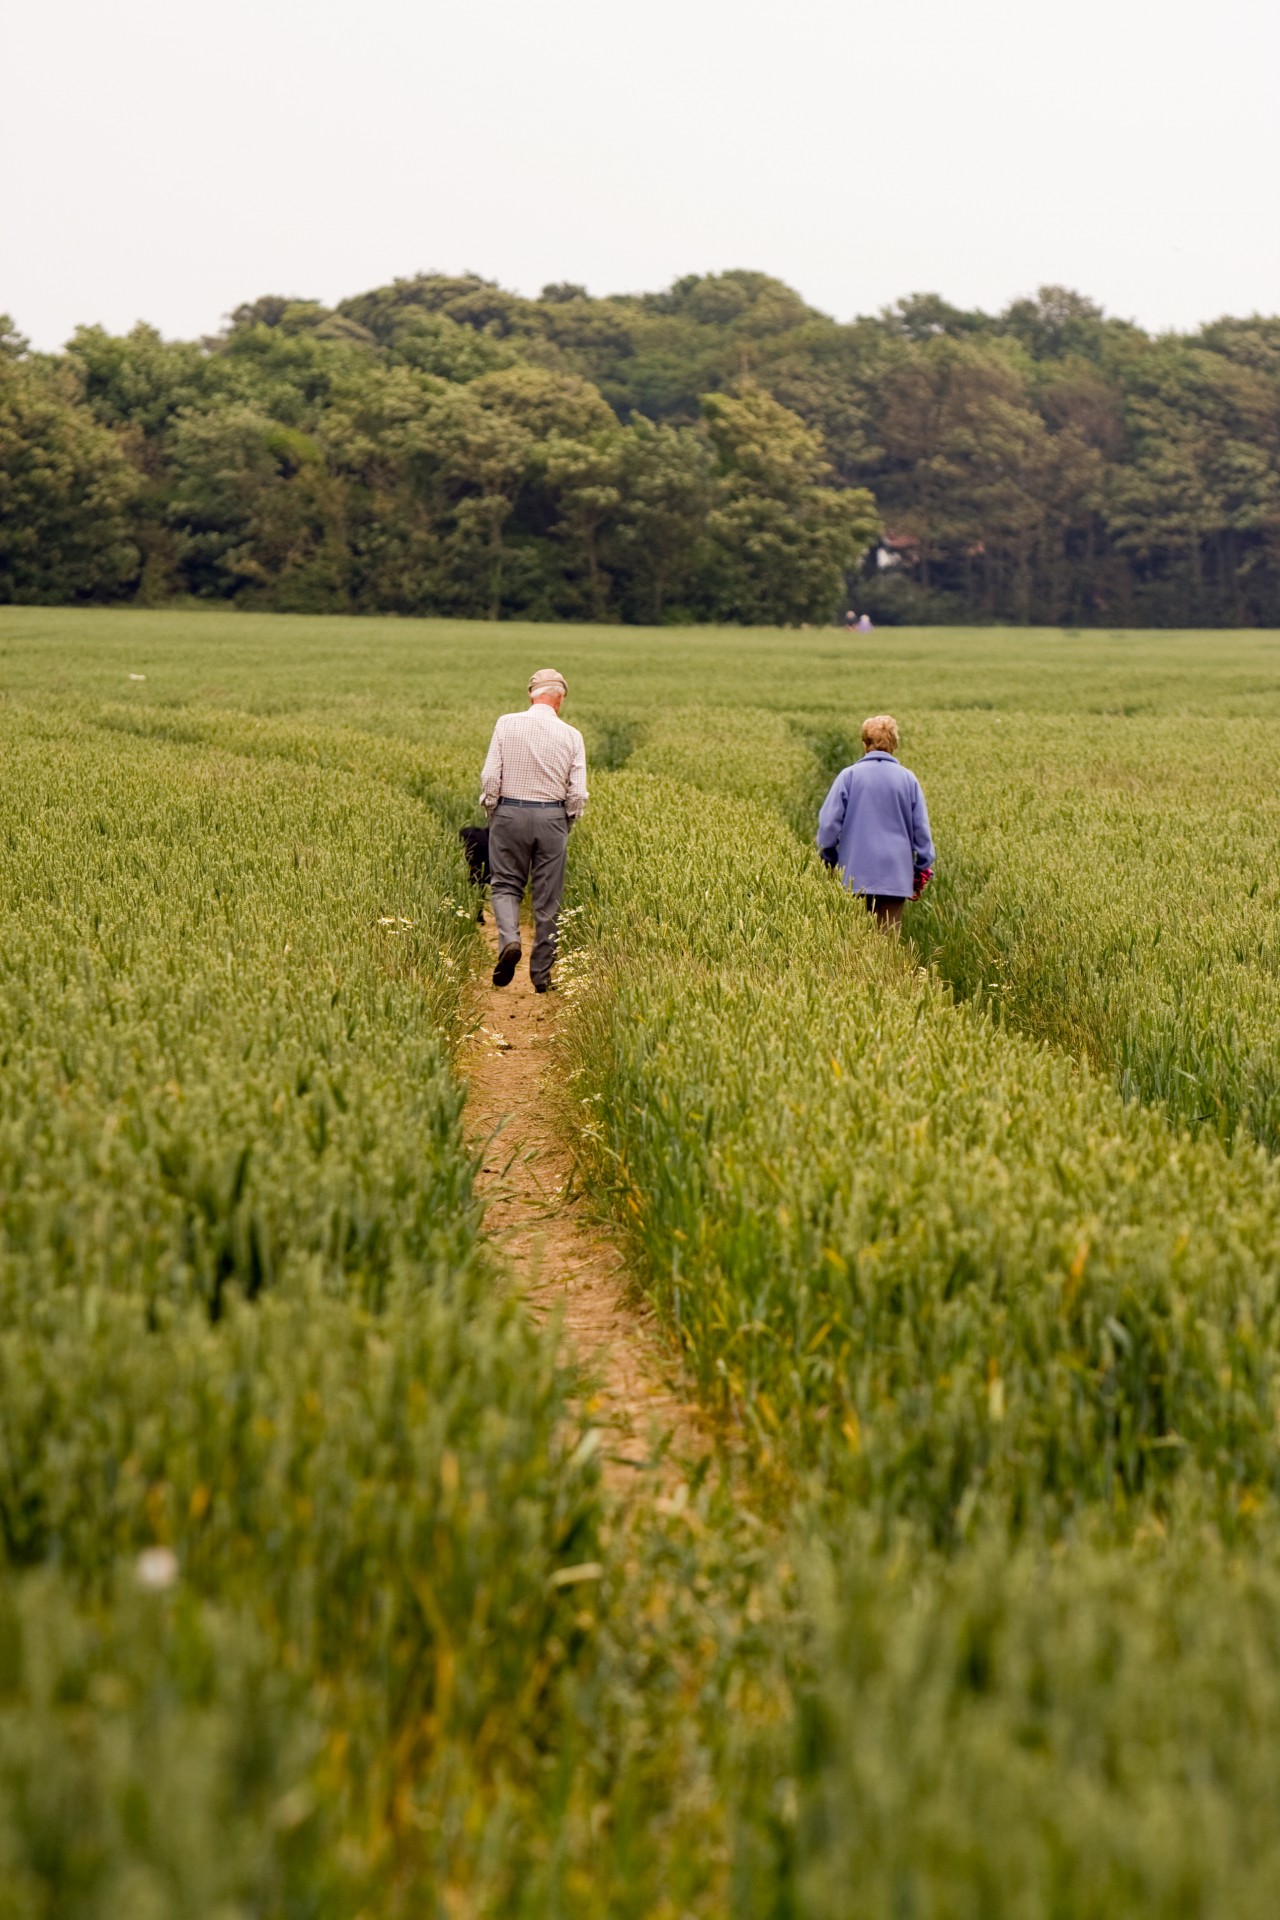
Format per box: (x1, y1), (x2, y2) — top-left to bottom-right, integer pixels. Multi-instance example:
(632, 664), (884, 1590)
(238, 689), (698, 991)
(479, 720), (504, 817)
(566, 728), (589, 822)
(816, 767), (850, 861)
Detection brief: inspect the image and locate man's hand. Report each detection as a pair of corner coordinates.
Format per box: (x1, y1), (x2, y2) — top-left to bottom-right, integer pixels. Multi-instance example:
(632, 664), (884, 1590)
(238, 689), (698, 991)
(819, 846), (839, 869)
(912, 865), (933, 902)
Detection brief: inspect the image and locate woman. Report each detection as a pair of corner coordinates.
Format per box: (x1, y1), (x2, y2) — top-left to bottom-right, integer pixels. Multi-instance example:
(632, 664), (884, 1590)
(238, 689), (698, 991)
(816, 714), (934, 931)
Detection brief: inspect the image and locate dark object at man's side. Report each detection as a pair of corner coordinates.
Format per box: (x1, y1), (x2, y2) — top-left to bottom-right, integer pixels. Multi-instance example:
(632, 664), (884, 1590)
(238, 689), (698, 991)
(458, 826), (491, 923)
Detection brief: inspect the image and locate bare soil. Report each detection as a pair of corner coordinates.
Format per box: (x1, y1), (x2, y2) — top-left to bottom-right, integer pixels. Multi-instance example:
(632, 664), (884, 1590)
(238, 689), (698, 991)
(462, 919), (707, 1495)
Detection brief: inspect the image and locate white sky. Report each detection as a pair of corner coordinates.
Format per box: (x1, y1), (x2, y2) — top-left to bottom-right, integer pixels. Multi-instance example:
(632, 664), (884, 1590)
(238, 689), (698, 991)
(5, 0), (1279, 351)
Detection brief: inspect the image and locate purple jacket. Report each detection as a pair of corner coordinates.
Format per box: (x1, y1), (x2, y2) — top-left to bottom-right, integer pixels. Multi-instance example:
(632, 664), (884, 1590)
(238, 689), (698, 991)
(817, 751), (935, 899)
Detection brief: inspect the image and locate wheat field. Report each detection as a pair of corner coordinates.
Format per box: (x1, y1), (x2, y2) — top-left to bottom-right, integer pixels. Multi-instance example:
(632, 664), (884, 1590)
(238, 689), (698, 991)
(4, 606), (1280, 1916)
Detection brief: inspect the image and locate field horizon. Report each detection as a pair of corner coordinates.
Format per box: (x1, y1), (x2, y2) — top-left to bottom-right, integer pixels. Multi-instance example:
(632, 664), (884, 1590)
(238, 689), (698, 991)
(6, 604), (1280, 708)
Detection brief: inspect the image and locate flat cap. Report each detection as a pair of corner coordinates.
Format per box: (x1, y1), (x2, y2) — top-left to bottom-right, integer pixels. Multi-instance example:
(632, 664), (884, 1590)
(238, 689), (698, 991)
(528, 668), (568, 698)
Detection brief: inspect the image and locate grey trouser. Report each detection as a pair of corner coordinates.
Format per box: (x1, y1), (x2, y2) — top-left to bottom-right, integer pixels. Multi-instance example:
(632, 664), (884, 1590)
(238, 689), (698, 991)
(488, 803), (569, 985)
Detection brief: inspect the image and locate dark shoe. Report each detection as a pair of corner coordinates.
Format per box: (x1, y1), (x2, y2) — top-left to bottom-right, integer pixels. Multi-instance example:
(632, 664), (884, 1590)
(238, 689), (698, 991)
(492, 941), (521, 987)
(533, 979), (555, 994)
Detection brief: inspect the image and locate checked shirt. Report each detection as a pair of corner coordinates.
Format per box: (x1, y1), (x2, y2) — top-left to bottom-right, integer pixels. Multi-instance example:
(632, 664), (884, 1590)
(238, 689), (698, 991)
(479, 704), (589, 820)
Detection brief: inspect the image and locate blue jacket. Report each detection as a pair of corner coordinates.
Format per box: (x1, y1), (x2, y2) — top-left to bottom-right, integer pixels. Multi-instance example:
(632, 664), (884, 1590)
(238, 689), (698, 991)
(817, 751), (935, 899)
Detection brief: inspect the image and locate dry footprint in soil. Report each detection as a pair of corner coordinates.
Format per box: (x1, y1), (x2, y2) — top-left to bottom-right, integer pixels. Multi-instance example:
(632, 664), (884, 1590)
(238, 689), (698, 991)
(462, 922), (708, 1495)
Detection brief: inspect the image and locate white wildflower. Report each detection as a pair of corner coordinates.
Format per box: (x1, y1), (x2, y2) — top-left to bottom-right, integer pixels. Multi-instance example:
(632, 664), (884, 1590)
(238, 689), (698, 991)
(135, 1546), (179, 1591)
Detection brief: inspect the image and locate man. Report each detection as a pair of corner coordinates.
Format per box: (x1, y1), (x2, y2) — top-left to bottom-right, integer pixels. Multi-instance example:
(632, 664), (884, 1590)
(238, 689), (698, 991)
(816, 713), (933, 932)
(479, 668), (588, 990)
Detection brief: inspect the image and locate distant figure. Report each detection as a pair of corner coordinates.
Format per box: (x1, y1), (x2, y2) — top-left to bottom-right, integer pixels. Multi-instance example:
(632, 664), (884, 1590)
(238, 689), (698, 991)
(856, 612), (873, 633)
(844, 609), (858, 630)
(816, 714), (934, 932)
(479, 669), (588, 991)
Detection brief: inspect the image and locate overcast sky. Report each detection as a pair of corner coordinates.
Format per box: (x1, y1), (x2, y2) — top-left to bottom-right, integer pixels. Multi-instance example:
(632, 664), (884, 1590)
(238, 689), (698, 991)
(5, 0), (1279, 351)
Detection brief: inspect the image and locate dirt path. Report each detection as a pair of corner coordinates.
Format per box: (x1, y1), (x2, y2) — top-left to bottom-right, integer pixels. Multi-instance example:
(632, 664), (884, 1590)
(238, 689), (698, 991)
(462, 919), (707, 1495)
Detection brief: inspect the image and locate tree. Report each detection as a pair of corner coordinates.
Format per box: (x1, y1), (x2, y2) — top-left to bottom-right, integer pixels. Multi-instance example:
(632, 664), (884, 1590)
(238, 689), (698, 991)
(6, 267), (1279, 627)
(69, 323), (213, 444)
(612, 419), (713, 623)
(467, 364), (617, 443)
(308, 363), (444, 612)
(702, 387), (878, 624)
(166, 404), (347, 608)
(414, 368), (622, 619)
(418, 385), (536, 619)
(1106, 341), (1280, 623)
(390, 314), (517, 383)
(0, 316), (30, 361)
(1194, 316), (1280, 377)
(1032, 369), (1113, 621)
(0, 357), (139, 604)
(869, 338), (1066, 618)
(1000, 287), (1109, 362)
(541, 430), (623, 620)
(877, 294), (990, 344)
(752, 322), (880, 484)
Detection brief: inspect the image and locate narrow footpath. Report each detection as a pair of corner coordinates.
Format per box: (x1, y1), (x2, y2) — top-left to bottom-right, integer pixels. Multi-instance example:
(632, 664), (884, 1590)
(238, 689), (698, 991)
(462, 921), (706, 1495)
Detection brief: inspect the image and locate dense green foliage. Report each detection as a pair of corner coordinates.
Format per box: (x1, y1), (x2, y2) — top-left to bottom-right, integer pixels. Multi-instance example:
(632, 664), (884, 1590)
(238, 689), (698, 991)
(0, 345), (139, 604)
(5, 270), (1280, 625)
(7, 608), (1280, 1913)
(0, 299), (876, 626)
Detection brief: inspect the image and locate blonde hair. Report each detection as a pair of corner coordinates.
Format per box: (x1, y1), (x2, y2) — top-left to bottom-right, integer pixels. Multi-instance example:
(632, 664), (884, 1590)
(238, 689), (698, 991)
(861, 714), (900, 755)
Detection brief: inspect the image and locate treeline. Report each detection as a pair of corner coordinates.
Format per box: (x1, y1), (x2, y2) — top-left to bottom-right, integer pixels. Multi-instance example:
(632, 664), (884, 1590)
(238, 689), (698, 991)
(2, 272), (1278, 625)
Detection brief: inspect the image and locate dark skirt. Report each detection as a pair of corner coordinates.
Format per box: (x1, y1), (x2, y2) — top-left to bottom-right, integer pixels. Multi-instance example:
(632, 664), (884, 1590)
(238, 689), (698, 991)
(861, 893), (905, 929)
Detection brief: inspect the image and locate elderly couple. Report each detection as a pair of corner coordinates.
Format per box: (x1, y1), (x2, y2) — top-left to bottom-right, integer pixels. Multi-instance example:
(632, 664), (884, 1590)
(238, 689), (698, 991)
(478, 678), (933, 991)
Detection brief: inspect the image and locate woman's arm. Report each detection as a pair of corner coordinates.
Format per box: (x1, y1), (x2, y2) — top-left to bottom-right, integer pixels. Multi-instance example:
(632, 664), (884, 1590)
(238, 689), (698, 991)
(910, 776), (935, 870)
(817, 768), (851, 859)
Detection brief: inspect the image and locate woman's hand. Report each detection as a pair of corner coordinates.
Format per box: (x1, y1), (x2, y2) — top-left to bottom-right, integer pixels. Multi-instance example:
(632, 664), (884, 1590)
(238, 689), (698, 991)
(912, 866), (933, 902)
